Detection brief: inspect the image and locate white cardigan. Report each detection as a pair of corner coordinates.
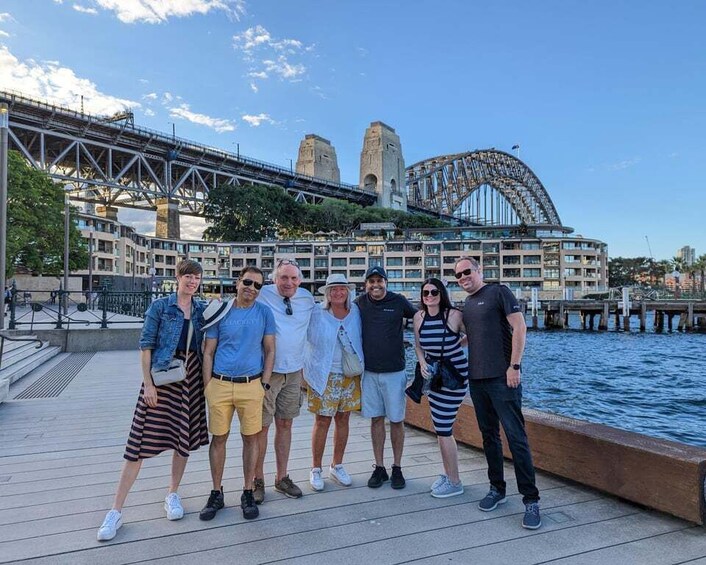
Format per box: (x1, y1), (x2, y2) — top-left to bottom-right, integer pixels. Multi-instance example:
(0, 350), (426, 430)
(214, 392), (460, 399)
(303, 303), (364, 395)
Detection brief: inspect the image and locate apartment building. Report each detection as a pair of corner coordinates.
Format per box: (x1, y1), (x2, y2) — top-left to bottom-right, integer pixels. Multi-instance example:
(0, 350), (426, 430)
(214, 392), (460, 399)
(73, 213), (608, 299)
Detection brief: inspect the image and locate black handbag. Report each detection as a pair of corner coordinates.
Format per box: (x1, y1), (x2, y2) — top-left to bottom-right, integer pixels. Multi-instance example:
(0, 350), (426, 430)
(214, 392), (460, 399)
(405, 362), (425, 403)
(430, 311), (466, 392)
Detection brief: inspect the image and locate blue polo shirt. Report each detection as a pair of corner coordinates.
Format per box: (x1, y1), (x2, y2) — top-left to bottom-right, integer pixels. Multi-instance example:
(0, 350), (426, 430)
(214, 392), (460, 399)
(206, 301), (276, 377)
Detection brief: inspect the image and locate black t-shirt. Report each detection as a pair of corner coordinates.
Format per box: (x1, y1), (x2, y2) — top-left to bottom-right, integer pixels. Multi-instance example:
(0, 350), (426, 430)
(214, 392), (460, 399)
(355, 291), (416, 373)
(462, 284), (522, 380)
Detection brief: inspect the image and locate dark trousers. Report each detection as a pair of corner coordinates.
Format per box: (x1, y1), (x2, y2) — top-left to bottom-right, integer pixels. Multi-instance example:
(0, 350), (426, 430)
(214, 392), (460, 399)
(469, 377), (539, 504)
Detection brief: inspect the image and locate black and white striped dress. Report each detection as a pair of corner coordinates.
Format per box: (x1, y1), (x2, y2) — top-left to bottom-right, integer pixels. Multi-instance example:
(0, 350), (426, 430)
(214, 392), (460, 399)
(418, 310), (469, 437)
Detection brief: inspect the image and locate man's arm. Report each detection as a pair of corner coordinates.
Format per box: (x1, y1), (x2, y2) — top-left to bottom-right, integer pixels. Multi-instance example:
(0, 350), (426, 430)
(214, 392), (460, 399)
(202, 337), (217, 386)
(262, 334), (275, 385)
(505, 311), (526, 388)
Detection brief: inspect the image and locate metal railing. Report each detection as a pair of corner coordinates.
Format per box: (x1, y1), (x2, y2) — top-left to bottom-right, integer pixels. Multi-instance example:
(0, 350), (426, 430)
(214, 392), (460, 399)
(5, 284), (172, 331)
(0, 333), (43, 371)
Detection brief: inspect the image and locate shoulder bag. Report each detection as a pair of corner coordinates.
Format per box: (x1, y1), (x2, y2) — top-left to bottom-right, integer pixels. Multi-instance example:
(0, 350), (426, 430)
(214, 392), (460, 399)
(430, 311), (466, 392)
(337, 325), (363, 377)
(151, 309), (193, 387)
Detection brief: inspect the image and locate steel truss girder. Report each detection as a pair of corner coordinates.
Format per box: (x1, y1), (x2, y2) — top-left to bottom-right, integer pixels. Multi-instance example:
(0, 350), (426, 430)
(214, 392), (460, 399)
(405, 150), (562, 226)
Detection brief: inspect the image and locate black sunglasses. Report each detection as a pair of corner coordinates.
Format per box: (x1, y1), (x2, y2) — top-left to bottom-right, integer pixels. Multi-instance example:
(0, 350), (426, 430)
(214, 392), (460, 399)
(454, 268), (477, 279)
(422, 289), (440, 297)
(241, 279), (263, 290)
(283, 296), (293, 315)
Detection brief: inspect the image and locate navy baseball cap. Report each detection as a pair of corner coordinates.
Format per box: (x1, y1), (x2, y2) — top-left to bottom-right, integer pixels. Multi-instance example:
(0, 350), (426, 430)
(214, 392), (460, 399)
(365, 265), (388, 280)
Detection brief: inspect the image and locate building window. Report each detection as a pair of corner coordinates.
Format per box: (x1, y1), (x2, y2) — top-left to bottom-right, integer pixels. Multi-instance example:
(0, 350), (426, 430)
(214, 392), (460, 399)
(386, 257), (403, 266)
(331, 258), (347, 267)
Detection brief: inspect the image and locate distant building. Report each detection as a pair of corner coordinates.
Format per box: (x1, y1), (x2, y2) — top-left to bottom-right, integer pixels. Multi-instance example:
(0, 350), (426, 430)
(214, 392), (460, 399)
(72, 213), (608, 300)
(676, 246), (696, 266)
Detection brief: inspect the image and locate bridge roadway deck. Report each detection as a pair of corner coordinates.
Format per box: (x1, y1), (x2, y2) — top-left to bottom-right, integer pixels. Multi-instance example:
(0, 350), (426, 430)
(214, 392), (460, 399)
(1, 350), (705, 564)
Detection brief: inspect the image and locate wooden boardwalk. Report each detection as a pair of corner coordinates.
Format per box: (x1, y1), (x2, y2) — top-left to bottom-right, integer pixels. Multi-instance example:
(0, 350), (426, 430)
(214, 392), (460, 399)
(1, 350), (705, 564)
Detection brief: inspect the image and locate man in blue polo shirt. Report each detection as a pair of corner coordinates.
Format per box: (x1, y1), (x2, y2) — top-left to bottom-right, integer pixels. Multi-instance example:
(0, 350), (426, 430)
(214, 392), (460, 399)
(200, 266), (275, 521)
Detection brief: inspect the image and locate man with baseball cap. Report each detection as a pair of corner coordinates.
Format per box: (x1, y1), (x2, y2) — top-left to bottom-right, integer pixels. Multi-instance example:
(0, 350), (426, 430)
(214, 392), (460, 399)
(355, 265), (416, 489)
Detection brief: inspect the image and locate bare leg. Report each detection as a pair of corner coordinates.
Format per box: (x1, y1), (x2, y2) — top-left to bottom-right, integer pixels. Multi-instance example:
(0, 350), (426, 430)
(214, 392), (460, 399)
(332, 411), (350, 466)
(111, 459), (143, 511)
(390, 421), (405, 467)
(274, 417), (293, 480)
(371, 416), (386, 466)
(312, 415), (332, 469)
(254, 424), (270, 483)
(242, 433), (259, 489)
(168, 453), (188, 493)
(438, 435), (460, 483)
(209, 433), (229, 490)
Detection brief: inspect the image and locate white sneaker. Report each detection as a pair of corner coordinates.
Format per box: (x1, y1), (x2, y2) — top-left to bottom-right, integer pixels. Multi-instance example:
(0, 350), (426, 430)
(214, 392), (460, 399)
(430, 474), (448, 492)
(97, 509), (122, 541)
(164, 492), (184, 520)
(329, 464), (352, 486)
(310, 467), (324, 491)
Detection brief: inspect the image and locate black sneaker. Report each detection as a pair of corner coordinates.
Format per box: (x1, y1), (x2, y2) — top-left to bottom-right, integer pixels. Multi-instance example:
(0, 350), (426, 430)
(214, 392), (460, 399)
(241, 489), (259, 520)
(367, 465), (389, 488)
(390, 465), (406, 489)
(199, 488), (224, 521)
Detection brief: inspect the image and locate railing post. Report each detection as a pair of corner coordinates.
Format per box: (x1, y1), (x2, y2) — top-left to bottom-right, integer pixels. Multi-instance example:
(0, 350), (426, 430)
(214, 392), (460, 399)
(99, 287), (108, 328)
(8, 281), (16, 329)
(56, 290), (64, 329)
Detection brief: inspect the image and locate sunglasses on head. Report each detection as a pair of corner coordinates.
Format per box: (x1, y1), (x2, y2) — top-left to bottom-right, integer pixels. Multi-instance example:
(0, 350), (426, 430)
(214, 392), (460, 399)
(422, 289), (440, 297)
(454, 268), (477, 279)
(277, 259), (299, 267)
(241, 279), (263, 290)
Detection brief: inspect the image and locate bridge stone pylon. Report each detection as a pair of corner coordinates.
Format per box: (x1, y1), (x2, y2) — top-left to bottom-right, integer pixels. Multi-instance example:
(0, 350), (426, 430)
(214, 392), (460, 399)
(359, 122), (407, 211)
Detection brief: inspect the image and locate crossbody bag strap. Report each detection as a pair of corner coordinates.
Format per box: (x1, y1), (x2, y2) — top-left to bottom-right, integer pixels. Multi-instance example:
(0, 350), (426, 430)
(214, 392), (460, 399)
(438, 310), (448, 361)
(185, 302), (194, 363)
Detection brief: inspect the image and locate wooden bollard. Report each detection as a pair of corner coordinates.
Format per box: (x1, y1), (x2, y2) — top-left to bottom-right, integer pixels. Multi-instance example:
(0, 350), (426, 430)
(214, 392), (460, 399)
(640, 302), (647, 332)
(667, 313), (674, 332)
(623, 313), (630, 331)
(598, 302), (609, 330)
(559, 302), (566, 329)
(687, 303), (694, 331)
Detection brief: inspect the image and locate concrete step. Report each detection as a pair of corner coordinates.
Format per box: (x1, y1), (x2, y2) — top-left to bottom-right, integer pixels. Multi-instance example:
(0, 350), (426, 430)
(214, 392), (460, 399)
(1, 339), (45, 370)
(0, 335), (42, 356)
(0, 345), (62, 388)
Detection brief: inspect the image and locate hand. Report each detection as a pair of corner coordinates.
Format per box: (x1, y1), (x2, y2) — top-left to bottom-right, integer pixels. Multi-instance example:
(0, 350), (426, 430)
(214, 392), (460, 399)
(143, 383), (158, 407)
(419, 360), (431, 378)
(203, 376), (212, 389)
(506, 367), (521, 389)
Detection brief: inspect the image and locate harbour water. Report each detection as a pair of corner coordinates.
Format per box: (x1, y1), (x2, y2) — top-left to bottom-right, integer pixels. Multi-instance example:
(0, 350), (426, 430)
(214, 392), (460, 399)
(405, 323), (706, 448)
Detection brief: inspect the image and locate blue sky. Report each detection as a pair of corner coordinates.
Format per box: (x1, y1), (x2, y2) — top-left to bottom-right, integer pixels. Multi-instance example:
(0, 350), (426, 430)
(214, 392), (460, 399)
(1, 0), (704, 260)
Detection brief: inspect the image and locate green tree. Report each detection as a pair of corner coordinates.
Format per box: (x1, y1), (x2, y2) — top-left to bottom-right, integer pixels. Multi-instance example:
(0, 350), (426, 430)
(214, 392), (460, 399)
(693, 254), (706, 296)
(203, 183), (304, 241)
(607, 256), (652, 287)
(6, 150), (87, 276)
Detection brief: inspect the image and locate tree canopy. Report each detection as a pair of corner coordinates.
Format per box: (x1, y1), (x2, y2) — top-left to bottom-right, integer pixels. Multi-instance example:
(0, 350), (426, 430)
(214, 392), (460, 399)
(203, 183), (446, 242)
(6, 150), (87, 277)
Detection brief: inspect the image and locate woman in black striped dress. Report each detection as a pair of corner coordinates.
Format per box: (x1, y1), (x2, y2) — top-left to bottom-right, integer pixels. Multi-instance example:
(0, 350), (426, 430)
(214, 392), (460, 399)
(413, 277), (469, 498)
(97, 260), (209, 541)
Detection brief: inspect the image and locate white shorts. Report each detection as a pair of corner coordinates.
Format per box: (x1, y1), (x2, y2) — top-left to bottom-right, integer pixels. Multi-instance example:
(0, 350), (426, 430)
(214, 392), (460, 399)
(361, 369), (407, 422)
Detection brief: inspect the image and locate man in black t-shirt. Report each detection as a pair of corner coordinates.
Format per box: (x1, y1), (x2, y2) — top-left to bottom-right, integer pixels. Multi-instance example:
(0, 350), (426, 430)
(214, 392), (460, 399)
(355, 266), (416, 490)
(455, 257), (541, 530)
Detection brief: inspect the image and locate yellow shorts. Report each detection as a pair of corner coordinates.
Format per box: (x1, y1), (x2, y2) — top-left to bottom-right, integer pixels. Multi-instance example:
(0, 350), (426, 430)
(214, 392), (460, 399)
(204, 377), (265, 436)
(307, 372), (361, 417)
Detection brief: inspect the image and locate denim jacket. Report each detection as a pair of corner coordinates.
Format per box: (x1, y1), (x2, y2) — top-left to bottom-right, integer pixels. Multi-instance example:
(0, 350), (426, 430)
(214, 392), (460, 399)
(139, 294), (206, 371)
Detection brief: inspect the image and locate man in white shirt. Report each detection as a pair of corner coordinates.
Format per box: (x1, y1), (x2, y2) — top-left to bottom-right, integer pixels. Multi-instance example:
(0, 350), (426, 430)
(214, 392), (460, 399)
(254, 260), (315, 501)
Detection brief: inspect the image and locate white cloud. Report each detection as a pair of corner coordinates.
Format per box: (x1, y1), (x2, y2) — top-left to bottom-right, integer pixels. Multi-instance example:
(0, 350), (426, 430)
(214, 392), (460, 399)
(0, 12), (13, 22)
(263, 56), (305, 80)
(142, 92), (158, 100)
(610, 157), (641, 171)
(249, 82), (258, 93)
(144, 108), (155, 116)
(241, 113), (274, 127)
(169, 103), (235, 133)
(64, 0), (245, 24)
(0, 30), (9, 38)
(73, 4), (98, 14)
(247, 71), (268, 79)
(0, 45), (139, 115)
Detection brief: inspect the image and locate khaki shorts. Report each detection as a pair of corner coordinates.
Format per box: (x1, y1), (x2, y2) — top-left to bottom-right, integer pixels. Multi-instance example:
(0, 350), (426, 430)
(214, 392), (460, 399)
(205, 377), (265, 436)
(307, 372), (361, 416)
(262, 370), (303, 426)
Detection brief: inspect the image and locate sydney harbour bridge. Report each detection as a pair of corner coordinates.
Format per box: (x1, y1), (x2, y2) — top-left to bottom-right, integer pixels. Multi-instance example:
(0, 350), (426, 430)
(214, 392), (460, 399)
(1, 90), (566, 238)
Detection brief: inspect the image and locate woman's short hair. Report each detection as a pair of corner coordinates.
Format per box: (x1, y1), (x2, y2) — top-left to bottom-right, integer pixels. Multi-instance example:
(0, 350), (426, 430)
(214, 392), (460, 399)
(322, 285), (353, 311)
(177, 259), (203, 277)
(420, 277), (454, 315)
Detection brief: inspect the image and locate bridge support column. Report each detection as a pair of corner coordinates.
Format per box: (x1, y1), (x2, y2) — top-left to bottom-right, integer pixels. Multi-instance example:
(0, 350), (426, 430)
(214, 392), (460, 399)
(296, 134), (340, 182)
(667, 313), (674, 332)
(654, 310), (663, 332)
(96, 205), (119, 221)
(156, 198), (181, 240)
(686, 303), (694, 331)
(640, 303), (647, 332)
(678, 311), (687, 332)
(359, 121), (407, 211)
(559, 302), (566, 329)
(623, 313), (631, 332)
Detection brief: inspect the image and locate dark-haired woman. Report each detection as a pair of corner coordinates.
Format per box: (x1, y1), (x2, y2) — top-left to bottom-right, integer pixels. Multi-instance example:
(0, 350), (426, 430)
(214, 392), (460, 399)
(97, 260), (209, 541)
(413, 277), (468, 498)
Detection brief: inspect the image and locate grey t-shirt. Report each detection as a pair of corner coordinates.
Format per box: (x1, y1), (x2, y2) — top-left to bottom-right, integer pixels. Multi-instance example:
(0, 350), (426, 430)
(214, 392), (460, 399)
(462, 284), (521, 380)
(355, 291), (416, 373)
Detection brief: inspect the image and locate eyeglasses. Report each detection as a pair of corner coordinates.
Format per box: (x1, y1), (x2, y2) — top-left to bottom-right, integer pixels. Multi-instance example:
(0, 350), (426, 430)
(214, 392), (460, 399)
(454, 268), (478, 279)
(422, 289), (440, 297)
(241, 279), (263, 290)
(283, 296), (293, 315)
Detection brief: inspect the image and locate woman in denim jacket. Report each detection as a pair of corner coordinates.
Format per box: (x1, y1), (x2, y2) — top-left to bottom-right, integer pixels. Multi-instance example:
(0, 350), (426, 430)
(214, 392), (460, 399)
(97, 260), (209, 541)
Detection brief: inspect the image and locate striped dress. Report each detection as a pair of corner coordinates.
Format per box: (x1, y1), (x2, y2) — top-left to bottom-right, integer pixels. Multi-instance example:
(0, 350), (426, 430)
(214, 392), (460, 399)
(124, 328), (209, 461)
(418, 310), (469, 437)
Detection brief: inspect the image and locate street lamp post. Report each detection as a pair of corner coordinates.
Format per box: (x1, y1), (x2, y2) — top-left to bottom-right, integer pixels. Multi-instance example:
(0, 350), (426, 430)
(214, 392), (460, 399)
(63, 193), (70, 314)
(288, 159), (293, 173)
(88, 225), (95, 297)
(0, 103), (8, 330)
(512, 144), (520, 159)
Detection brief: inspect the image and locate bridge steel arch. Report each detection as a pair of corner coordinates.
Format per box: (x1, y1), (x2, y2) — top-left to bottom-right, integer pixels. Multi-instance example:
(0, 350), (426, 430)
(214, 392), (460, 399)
(406, 149), (563, 227)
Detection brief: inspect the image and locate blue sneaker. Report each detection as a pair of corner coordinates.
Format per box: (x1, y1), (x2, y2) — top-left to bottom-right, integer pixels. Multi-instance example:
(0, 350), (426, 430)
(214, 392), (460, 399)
(522, 502), (541, 529)
(430, 474), (447, 492)
(431, 478), (464, 498)
(478, 486), (506, 511)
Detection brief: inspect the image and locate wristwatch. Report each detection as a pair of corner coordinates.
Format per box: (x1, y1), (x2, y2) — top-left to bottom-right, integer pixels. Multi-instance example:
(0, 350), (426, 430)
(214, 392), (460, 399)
(261, 381), (271, 391)
(511, 363), (522, 371)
